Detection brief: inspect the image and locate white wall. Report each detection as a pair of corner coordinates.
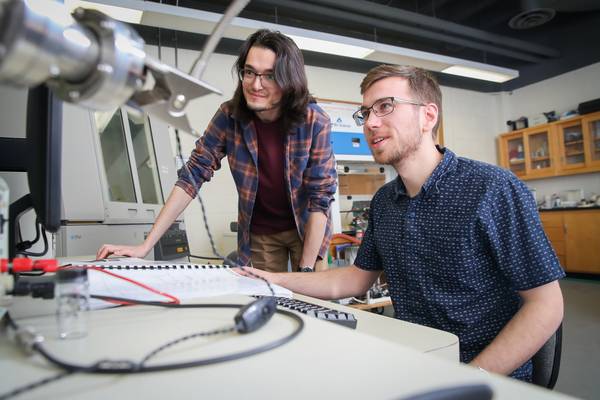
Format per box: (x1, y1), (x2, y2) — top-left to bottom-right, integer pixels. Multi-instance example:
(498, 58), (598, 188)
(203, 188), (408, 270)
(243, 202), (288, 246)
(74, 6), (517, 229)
(441, 86), (503, 164)
(502, 62), (600, 123)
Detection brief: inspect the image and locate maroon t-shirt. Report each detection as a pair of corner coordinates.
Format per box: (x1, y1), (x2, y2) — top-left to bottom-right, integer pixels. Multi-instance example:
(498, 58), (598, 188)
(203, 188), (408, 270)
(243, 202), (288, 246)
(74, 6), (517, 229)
(250, 118), (297, 235)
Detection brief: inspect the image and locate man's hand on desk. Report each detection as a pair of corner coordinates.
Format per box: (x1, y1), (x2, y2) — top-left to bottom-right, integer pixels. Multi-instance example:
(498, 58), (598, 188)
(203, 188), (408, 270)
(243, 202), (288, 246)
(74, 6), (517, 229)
(96, 243), (150, 260)
(234, 267), (281, 285)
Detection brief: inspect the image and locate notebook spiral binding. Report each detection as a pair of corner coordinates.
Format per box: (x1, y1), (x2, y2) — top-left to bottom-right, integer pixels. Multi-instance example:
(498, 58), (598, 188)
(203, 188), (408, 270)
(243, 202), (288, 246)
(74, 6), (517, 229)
(93, 264), (230, 270)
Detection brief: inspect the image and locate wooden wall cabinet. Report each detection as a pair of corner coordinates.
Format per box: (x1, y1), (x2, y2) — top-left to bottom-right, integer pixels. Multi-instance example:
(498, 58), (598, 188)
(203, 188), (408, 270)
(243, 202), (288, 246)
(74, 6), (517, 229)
(583, 112), (600, 168)
(540, 210), (600, 274)
(498, 111), (600, 180)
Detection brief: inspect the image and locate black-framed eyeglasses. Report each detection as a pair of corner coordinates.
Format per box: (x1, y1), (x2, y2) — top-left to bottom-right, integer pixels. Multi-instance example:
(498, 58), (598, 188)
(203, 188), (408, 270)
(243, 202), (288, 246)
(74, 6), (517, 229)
(238, 69), (276, 86)
(352, 97), (425, 126)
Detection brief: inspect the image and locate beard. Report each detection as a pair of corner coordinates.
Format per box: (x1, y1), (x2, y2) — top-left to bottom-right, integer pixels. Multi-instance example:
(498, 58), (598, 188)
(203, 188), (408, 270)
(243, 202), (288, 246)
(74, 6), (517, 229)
(244, 90), (282, 114)
(247, 101), (280, 113)
(373, 120), (423, 167)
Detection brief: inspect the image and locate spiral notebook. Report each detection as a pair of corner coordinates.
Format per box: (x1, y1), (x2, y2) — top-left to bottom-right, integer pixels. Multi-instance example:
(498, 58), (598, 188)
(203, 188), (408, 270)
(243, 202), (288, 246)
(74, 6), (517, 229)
(67, 258), (292, 309)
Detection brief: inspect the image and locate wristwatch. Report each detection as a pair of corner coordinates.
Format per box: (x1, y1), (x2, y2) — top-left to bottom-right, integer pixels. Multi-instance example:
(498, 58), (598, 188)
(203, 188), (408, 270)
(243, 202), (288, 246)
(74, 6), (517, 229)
(299, 266), (314, 272)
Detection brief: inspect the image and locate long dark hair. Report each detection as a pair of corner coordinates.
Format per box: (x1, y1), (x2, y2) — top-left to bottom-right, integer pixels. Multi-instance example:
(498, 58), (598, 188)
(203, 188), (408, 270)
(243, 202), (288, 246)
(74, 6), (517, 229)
(231, 29), (312, 133)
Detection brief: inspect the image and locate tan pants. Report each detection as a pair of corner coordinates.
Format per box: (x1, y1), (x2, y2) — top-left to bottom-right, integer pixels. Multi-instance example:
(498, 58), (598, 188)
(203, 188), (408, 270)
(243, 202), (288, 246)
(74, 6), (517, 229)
(250, 229), (326, 273)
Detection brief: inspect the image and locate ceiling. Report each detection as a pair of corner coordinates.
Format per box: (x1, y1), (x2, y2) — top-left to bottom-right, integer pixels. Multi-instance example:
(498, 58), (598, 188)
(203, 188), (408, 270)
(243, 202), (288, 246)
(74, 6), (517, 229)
(137, 0), (600, 92)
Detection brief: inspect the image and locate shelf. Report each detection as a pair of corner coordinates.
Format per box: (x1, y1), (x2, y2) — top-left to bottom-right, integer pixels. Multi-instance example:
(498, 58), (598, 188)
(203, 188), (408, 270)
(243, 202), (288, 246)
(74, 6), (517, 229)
(335, 154), (375, 162)
(564, 140), (583, 145)
(531, 156), (550, 162)
(565, 151), (584, 156)
(509, 159), (525, 164)
(348, 298), (393, 310)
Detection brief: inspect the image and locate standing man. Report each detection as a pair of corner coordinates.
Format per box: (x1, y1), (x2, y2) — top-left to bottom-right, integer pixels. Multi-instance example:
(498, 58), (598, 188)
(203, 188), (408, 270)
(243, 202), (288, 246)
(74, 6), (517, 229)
(240, 65), (564, 381)
(97, 29), (337, 273)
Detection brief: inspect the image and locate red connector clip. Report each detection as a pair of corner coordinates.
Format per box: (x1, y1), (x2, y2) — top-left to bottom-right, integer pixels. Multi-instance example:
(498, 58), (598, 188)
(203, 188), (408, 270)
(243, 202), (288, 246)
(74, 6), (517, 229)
(0, 258), (59, 273)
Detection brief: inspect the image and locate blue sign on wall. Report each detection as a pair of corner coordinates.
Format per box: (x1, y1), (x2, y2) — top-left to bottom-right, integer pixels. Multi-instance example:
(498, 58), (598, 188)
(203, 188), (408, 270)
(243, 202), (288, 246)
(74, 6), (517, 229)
(318, 100), (371, 156)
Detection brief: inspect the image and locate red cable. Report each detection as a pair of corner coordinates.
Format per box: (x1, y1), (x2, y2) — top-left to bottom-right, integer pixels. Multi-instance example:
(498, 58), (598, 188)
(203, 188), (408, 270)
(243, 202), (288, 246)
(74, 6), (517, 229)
(61, 265), (180, 305)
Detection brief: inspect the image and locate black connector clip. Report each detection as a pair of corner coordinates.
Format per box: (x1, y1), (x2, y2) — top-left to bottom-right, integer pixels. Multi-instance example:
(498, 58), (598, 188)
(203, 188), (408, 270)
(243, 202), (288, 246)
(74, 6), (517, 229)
(234, 296), (277, 334)
(12, 275), (56, 299)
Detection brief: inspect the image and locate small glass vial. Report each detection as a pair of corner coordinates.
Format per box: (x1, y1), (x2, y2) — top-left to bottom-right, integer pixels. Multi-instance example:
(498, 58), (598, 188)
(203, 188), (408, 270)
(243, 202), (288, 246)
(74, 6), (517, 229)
(55, 267), (90, 339)
(0, 176), (9, 260)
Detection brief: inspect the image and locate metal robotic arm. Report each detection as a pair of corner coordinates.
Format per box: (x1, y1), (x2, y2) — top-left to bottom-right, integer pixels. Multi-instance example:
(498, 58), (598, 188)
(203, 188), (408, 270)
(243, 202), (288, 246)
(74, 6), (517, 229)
(0, 0), (231, 134)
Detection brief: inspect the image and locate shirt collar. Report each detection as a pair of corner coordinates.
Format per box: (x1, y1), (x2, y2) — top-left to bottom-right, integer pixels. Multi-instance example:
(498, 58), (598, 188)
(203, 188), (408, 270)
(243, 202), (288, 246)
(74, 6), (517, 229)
(393, 146), (457, 201)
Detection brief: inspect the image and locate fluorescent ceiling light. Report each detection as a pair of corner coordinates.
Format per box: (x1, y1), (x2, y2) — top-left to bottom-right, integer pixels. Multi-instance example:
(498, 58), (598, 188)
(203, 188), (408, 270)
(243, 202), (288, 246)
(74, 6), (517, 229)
(64, 0), (143, 24)
(286, 34), (374, 59)
(74, 0), (519, 83)
(442, 65), (516, 83)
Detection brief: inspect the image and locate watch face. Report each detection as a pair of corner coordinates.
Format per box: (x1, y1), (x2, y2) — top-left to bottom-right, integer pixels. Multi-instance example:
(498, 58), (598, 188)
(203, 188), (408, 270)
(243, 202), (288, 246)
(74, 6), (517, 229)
(300, 266), (314, 272)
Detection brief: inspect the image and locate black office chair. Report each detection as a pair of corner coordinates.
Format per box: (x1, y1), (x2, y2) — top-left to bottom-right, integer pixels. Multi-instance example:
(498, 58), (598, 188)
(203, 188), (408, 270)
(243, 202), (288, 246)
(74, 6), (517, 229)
(401, 384), (493, 400)
(531, 323), (563, 389)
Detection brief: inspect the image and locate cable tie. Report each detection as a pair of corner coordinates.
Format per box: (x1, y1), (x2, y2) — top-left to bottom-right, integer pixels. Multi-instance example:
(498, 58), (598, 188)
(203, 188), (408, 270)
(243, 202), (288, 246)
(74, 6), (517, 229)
(93, 359), (138, 372)
(15, 327), (45, 355)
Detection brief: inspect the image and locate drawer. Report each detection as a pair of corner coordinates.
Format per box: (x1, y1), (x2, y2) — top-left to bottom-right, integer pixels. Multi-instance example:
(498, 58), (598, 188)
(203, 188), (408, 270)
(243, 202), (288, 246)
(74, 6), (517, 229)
(539, 212), (563, 228)
(339, 174), (385, 195)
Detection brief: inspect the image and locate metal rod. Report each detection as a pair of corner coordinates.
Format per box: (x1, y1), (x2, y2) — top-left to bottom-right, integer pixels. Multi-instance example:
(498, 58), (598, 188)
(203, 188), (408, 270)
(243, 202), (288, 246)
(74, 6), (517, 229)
(190, 0), (251, 79)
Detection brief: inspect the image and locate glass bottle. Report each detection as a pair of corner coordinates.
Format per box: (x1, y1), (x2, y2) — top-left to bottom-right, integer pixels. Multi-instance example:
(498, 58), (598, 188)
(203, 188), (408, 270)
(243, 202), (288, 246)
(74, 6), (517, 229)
(55, 267), (90, 339)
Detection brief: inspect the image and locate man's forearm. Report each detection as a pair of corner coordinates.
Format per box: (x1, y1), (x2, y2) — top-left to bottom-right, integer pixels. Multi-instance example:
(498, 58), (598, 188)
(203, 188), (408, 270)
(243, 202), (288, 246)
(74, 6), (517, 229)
(142, 186), (194, 252)
(299, 211), (328, 268)
(270, 265), (380, 300)
(470, 281), (563, 375)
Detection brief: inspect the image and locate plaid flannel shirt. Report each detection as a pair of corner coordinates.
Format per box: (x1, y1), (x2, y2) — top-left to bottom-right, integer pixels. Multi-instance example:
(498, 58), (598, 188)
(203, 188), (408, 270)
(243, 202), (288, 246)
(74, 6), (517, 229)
(176, 101), (337, 266)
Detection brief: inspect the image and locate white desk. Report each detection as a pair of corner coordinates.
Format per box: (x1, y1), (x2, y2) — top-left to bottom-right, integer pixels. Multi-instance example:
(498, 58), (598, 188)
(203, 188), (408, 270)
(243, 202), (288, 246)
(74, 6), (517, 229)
(0, 295), (577, 399)
(294, 294), (459, 361)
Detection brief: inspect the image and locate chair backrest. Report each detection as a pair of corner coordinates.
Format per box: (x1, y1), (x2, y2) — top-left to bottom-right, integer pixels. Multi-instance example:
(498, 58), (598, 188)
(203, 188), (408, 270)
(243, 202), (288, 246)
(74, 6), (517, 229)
(531, 323), (562, 389)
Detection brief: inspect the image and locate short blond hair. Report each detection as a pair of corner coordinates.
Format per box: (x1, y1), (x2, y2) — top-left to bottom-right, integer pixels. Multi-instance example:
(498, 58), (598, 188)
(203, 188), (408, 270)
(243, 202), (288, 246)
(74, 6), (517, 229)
(360, 65), (442, 138)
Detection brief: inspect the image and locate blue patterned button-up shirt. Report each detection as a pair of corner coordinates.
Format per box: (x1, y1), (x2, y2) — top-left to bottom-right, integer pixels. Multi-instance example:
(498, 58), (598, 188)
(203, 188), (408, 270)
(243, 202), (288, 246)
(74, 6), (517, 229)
(355, 147), (564, 381)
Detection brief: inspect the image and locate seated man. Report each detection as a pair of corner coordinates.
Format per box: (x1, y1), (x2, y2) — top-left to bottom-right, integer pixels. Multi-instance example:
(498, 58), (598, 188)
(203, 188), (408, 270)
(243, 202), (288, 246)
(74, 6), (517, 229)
(240, 64), (565, 382)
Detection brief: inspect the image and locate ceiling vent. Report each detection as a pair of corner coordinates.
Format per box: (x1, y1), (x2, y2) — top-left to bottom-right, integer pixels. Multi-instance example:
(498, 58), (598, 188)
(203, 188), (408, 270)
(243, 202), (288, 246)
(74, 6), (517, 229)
(509, 7), (556, 29)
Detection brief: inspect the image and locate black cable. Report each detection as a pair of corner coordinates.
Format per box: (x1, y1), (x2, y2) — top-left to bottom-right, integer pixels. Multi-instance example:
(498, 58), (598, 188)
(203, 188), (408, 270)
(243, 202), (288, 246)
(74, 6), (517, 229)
(16, 220), (49, 257)
(140, 326), (236, 366)
(0, 370), (75, 400)
(3, 296), (304, 380)
(173, 130), (274, 295)
(188, 254), (225, 260)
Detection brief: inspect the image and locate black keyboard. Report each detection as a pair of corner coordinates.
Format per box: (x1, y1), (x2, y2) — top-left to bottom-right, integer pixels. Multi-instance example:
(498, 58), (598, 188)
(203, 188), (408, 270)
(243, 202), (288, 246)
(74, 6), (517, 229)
(270, 296), (357, 329)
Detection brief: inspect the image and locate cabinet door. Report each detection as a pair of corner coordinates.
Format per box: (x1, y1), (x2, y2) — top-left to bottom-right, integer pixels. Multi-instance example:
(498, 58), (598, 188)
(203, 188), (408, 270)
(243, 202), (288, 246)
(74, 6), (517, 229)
(557, 120), (587, 170)
(584, 113), (600, 168)
(502, 133), (526, 177)
(565, 211), (600, 274)
(525, 128), (554, 178)
(540, 212), (566, 268)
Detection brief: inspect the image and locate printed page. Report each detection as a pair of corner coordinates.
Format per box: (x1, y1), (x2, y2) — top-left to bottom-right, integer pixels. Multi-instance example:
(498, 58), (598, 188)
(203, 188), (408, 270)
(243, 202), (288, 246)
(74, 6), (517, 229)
(79, 264), (292, 309)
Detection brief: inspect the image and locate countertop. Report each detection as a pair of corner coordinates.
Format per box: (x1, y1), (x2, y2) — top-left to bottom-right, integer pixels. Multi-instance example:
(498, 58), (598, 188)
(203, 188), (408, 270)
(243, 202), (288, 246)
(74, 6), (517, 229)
(538, 205), (600, 212)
